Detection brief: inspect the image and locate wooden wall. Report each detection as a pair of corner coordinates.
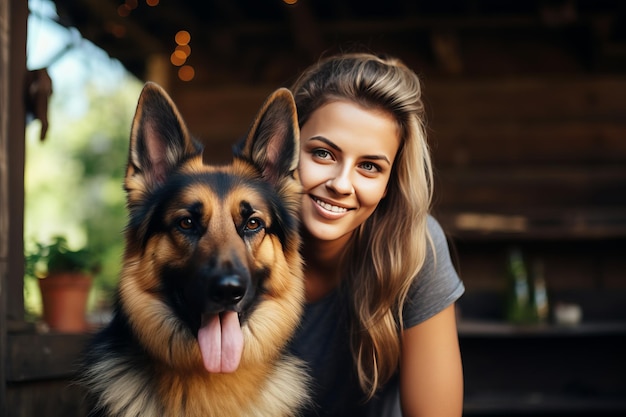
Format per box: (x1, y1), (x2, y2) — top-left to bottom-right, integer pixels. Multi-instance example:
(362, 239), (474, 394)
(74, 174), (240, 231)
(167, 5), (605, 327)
(423, 75), (626, 315)
(428, 77), (626, 223)
(5, 334), (90, 417)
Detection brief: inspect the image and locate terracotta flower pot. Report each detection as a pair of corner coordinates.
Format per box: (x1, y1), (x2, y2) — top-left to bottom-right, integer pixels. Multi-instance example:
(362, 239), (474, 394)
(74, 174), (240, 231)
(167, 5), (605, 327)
(38, 272), (93, 333)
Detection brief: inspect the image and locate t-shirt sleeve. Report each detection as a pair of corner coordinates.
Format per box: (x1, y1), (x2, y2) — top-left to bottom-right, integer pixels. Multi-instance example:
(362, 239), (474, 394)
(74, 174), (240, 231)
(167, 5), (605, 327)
(402, 215), (465, 329)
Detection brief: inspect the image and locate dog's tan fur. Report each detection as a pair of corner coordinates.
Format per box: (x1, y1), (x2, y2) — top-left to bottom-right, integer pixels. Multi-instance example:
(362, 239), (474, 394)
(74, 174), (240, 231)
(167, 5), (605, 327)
(82, 83), (308, 417)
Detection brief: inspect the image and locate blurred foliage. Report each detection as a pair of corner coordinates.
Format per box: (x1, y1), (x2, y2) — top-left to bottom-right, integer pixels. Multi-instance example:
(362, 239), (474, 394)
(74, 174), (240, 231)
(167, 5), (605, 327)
(25, 235), (101, 278)
(24, 75), (142, 316)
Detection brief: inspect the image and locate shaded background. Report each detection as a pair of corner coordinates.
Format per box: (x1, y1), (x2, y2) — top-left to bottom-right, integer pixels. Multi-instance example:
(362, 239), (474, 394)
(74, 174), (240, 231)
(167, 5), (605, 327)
(2, 0), (626, 416)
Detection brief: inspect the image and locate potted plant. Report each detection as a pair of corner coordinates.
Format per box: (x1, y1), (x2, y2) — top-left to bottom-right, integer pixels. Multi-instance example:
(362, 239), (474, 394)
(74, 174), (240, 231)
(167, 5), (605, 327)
(25, 236), (100, 333)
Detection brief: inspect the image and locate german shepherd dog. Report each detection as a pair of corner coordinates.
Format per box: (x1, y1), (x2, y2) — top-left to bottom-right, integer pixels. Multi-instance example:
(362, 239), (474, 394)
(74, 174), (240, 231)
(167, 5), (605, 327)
(81, 83), (308, 417)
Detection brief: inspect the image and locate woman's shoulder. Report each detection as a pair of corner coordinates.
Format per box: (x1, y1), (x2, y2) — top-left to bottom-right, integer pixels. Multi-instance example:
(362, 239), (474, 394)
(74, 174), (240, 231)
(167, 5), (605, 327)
(426, 214), (447, 246)
(402, 215), (464, 327)
(422, 214), (461, 285)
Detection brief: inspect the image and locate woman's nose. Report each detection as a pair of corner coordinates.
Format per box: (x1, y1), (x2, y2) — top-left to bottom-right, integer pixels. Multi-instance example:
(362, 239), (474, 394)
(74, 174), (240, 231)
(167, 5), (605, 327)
(325, 167), (353, 195)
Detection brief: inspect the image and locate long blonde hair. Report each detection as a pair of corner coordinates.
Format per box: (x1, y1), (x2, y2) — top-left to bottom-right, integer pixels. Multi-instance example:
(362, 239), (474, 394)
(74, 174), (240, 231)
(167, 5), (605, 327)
(291, 52), (434, 398)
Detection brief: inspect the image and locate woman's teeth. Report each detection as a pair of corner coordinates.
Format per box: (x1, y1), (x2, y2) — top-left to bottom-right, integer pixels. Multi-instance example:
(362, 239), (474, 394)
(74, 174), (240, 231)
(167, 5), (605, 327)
(314, 197), (348, 213)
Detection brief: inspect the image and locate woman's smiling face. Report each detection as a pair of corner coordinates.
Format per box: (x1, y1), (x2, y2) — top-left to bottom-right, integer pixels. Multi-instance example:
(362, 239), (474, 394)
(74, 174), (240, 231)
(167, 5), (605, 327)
(298, 100), (400, 245)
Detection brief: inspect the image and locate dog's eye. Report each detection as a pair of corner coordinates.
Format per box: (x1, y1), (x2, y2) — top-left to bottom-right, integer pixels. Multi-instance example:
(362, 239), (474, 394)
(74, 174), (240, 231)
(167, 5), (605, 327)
(245, 217), (264, 232)
(179, 217), (194, 230)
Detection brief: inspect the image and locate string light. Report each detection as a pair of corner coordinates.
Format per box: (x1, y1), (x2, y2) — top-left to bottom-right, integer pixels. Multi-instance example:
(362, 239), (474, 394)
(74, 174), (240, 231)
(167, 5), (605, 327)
(175, 30), (191, 46)
(178, 65), (195, 82)
(116, 0), (189, 80)
(170, 50), (186, 66)
(175, 44), (191, 58)
(117, 4), (131, 17)
(171, 30), (193, 81)
(106, 22), (126, 38)
(115, 1), (190, 78)
(117, 0), (138, 17)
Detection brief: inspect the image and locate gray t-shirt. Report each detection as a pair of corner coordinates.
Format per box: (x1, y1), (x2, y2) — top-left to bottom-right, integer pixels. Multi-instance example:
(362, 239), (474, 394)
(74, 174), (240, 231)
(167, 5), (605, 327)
(288, 216), (464, 417)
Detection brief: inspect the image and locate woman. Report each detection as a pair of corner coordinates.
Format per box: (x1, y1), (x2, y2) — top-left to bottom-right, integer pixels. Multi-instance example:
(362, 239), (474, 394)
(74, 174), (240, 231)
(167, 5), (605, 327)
(288, 52), (465, 417)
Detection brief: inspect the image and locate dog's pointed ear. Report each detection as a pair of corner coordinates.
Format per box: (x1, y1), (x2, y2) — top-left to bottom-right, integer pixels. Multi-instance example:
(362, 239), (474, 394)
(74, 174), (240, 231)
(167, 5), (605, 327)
(235, 88), (299, 185)
(126, 82), (202, 192)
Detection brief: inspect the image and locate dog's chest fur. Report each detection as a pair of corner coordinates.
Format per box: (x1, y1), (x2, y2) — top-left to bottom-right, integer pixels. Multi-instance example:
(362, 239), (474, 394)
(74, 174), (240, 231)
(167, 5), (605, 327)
(87, 352), (308, 417)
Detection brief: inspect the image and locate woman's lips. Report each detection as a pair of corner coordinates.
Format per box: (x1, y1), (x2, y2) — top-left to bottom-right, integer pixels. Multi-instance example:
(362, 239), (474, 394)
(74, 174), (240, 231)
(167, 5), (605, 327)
(310, 195), (351, 219)
(312, 196), (348, 213)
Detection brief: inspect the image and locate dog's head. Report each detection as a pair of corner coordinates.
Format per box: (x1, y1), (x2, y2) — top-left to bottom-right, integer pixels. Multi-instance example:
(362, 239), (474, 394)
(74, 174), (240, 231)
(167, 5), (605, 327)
(118, 82), (303, 374)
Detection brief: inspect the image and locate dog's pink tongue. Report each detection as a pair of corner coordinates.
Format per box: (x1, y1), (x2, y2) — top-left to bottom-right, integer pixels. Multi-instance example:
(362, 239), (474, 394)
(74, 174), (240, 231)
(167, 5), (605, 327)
(197, 311), (243, 373)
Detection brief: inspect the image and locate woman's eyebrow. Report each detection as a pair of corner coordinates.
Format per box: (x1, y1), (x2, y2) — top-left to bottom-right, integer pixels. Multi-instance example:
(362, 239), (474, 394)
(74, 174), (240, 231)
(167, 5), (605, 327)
(307, 136), (391, 164)
(362, 154), (391, 165)
(307, 136), (341, 152)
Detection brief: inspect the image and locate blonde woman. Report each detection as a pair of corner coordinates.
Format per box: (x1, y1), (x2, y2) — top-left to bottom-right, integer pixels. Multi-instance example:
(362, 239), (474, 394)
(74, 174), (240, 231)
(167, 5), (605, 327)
(288, 52), (465, 417)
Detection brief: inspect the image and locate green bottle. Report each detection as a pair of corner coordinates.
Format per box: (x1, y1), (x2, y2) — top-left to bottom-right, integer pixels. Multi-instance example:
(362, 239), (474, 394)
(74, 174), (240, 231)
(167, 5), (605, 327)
(505, 247), (533, 324)
(530, 259), (549, 324)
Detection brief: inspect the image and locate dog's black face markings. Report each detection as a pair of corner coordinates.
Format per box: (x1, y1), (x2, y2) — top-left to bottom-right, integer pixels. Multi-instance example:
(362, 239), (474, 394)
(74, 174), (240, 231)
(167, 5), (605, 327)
(131, 171), (287, 239)
(142, 171), (285, 335)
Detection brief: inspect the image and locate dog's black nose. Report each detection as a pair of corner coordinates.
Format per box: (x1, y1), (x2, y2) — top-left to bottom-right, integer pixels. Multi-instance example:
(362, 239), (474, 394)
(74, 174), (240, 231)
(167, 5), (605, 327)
(209, 275), (246, 305)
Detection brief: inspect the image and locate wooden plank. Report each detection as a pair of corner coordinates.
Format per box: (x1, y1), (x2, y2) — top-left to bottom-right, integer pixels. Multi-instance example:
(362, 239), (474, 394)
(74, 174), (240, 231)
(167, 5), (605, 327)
(7, 379), (89, 417)
(433, 163), (626, 239)
(424, 77), (626, 124)
(437, 204), (626, 238)
(171, 85), (276, 140)
(436, 165), (626, 207)
(6, 333), (91, 382)
(430, 122), (626, 166)
(171, 86), (279, 163)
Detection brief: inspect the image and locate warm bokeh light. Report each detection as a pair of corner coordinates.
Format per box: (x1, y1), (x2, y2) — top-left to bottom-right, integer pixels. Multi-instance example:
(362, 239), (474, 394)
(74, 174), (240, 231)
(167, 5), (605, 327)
(117, 4), (131, 17)
(175, 44), (191, 58)
(283, 0), (298, 5)
(178, 65), (195, 81)
(170, 50), (187, 66)
(146, 0), (159, 6)
(106, 22), (127, 38)
(175, 30), (191, 45)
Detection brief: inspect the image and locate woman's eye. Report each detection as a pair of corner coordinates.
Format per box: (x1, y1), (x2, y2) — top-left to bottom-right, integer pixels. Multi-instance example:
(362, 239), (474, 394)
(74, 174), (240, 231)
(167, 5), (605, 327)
(312, 149), (331, 160)
(360, 162), (380, 172)
(179, 217), (194, 230)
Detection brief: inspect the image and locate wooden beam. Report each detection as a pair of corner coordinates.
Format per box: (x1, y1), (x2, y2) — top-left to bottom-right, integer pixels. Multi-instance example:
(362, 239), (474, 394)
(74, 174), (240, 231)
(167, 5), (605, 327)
(74, 0), (162, 54)
(0, 0), (10, 410)
(6, 333), (91, 382)
(6, 0), (27, 324)
(424, 76), (626, 124)
(1, 0), (27, 410)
